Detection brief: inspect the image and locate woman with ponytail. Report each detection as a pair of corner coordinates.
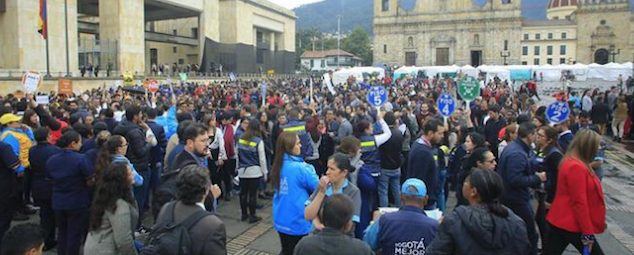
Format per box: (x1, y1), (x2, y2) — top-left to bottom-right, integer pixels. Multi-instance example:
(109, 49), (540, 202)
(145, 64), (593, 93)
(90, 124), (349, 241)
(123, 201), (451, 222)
(46, 130), (96, 255)
(94, 135), (143, 187)
(427, 169), (530, 255)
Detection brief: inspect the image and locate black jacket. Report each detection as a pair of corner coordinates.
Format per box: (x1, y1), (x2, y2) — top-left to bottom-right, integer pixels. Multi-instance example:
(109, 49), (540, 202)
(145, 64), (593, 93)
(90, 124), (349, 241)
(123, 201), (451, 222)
(379, 127), (404, 170)
(114, 120), (151, 170)
(147, 120), (167, 165)
(427, 205), (530, 255)
(293, 227), (372, 255)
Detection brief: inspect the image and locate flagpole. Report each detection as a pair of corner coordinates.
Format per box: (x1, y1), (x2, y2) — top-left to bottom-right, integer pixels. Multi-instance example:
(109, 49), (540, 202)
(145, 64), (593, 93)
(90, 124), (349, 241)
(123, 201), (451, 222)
(64, 0), (70, 77)
(44, 0), (51, 78)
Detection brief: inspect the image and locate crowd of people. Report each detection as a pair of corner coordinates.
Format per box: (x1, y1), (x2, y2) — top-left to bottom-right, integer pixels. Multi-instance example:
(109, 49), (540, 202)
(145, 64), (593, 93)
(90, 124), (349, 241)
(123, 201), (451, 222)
(0, 71), (630, 255)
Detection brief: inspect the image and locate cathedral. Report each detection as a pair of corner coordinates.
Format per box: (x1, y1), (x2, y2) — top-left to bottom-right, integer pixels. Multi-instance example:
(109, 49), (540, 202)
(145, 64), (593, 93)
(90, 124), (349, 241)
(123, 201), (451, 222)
(373, 0), (634, 67)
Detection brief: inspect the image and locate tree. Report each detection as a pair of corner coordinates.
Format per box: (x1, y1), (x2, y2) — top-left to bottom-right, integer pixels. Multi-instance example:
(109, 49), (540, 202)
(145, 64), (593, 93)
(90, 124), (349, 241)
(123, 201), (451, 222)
(341, 26), (373, 66)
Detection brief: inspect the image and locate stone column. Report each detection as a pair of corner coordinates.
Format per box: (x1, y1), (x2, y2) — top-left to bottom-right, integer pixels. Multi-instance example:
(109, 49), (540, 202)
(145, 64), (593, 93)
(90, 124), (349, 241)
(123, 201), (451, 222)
(99, 0), (145, 74)
(198, 0), (219, 67)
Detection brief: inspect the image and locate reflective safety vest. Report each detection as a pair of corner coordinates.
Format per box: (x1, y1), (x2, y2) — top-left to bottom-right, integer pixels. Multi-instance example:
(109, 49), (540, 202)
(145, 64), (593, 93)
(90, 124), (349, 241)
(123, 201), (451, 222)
(1, 129), (34, 168)
(360, 135), (380, 176)
(281, 120), (313, 158)
(237, 136), (262, 168)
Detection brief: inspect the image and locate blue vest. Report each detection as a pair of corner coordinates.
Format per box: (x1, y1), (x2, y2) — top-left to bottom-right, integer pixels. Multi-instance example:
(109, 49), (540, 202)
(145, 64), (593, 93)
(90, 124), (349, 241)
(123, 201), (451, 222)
(379, 206), (438, 255)
(360, 135), (381, 176)
(237, 136), (262, 168)
(281, 120), (313, 158)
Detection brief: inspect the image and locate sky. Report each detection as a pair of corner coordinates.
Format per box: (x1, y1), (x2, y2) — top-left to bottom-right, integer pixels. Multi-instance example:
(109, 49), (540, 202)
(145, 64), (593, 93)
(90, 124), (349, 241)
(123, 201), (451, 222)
(269, 0), (324, 9)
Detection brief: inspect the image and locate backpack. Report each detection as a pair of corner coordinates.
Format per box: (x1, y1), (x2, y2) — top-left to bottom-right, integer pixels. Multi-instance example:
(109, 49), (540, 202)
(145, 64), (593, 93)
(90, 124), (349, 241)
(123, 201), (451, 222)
(141, 201), (211, 255)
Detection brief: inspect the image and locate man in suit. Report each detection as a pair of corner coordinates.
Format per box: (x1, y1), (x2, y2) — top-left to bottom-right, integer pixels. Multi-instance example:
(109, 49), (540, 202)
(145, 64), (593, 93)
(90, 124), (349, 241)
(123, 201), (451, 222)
(571, 111), (599, 135)
(155, 166), (225, 255)
(556, 118), (574, 153)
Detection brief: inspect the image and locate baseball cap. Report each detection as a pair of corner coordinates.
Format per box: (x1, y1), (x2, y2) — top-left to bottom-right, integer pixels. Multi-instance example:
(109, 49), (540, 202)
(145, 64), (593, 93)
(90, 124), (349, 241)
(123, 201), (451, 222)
(0, 113), (22, 125)
(401, 178), (427, 197)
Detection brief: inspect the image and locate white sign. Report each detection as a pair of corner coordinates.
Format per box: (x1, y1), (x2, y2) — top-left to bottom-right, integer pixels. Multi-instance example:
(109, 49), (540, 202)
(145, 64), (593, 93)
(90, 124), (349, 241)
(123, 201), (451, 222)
(115, 80), (123, 87)
(36, 95), (49, 105)
(22, 71), (41, 93)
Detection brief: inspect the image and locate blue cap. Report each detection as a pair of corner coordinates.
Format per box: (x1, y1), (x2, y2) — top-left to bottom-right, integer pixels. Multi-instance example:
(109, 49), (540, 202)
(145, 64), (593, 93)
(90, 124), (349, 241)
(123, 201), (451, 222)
(401, 178), (427, 197)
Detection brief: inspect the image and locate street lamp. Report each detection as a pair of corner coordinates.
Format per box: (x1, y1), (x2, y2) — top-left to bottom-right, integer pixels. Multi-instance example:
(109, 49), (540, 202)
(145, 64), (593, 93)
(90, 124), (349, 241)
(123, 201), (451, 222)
(500, 50), (510, 65)
(609, 44), (621, 63)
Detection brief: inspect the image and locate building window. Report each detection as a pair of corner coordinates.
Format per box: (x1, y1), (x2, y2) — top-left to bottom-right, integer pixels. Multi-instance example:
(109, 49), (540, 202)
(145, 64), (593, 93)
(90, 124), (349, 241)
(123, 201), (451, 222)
(173, 47), (177, 53)
(504, 40), (508, 51)
(192, 28), (198, 38)
(522, 46), (528, 56)
(534, 46), (540, 56)
(310, 59), (314, 67)
(524, 34), (529, 40)
(560, 45), (566, 55)
(547, 46), (553, 55)
(257, 49), (265, 64)
(408, 37), (414, 47)
(561, 33), (567, 39)
(547, 58), (553, 65)
(148, 22), (155, 32)
(548, 33), (553, 39)
(560, 58), (566, 64)
(534, 58), (540, 65)
(382, 0), (389, 11)
(553, 16), (559, 20)
(383, 44), (387, 54)
(474, 34), (480, 45)
(536, 34), (541, 40)
(173, 29), (177, 36)
(522, 61), (528, 65)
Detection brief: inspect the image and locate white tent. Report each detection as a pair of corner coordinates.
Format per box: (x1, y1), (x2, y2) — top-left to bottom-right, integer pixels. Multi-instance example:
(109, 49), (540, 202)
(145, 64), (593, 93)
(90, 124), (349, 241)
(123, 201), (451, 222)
(477, 66), (511, 83)
(393, 66), (423, 80)
(423, 65), (460, 78)
(459, 65), (479, 77)
(558, 63), (589, 81)
(587, 63), (606, 80)
(532, 64), (564, 82)
(604, 62), (633, 81)
(332, 67), (385, 85)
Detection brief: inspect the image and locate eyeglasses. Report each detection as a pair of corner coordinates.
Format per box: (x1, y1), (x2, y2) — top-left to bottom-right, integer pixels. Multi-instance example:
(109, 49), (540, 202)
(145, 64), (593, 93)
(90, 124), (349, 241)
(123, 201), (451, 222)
(536, 133), (546, 138)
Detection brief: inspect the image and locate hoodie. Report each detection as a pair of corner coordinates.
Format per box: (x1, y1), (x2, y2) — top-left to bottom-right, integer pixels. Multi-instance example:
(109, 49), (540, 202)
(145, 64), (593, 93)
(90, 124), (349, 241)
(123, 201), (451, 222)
(427, 205), (530, 255)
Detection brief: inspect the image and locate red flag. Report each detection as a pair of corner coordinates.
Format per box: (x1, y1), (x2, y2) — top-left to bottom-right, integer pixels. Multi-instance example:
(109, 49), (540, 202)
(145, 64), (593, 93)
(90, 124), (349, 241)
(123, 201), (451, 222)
(38, 0), (47, 39)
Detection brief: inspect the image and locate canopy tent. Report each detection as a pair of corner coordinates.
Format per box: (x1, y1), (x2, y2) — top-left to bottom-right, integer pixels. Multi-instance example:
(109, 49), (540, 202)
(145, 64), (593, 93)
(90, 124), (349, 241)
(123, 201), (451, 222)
(332, 67), (386, 85)
(532, 64), (566, 82)
(423, 65), (460, 78)
(393, 66), (424, 81)
(459, 65), (479, 78)
(505, 65), (534, 80)
(477, 66), (511, 83)
(587, 63), (632, 81)
(557, 63), (589, 81)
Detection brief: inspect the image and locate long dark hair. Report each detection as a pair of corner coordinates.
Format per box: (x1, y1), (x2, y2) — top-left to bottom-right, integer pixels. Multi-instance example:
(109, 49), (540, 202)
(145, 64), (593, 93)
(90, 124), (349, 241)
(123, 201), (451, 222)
(95, 135), (125, 177)
(23, 109), (39, 129)
(271, 132), (298, 190)
(538, 126), (563, 155)
(466, 169), (508, 217)
(241, 119), (261, 141)
(464, 147), (492, 173)
(89, 162), (135, 231)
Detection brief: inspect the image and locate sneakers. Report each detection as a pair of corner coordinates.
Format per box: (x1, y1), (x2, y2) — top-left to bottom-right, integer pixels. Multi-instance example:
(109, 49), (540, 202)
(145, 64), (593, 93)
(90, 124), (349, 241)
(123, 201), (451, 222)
(248, 215), (262, 224)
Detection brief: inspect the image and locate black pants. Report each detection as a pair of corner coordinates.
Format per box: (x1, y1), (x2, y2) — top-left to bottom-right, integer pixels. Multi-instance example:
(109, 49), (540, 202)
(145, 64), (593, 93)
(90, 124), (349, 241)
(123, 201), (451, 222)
(35, 199), (57, 247)
(278, 232), (305, 255)
(0, 197), (16, 252)
(535, 192), (550, 247)
(505, 201), (538, 255)
(543, 224), (604, 255)
(218, 159), (236, 198)
(55, 208), (89, 255)
(240, 177), (260, 217)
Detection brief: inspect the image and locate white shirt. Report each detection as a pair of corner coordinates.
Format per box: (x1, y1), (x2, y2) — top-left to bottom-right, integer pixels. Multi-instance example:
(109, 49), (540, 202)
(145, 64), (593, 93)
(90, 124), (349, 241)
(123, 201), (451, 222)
(208, 128), (227, 160)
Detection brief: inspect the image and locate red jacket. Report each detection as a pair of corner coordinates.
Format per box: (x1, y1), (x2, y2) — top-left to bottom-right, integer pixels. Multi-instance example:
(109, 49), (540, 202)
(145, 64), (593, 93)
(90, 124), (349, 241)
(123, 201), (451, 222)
(547, 157), (606, 235)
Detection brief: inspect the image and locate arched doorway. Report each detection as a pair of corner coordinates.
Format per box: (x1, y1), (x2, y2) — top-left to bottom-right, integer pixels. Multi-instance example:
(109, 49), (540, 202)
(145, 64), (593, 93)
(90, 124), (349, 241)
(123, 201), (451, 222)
(594, 49), (609, 64)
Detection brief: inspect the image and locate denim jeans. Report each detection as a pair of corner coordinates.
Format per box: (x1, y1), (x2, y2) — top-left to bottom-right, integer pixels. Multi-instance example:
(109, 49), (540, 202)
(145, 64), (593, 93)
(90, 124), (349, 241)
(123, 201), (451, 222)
(378, 168), (401, 207)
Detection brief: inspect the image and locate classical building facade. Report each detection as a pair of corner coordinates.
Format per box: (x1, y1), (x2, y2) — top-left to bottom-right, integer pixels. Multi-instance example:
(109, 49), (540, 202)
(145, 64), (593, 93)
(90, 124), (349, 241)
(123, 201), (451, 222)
(374, 0), (634, 67)
(0, 0), (296, 75)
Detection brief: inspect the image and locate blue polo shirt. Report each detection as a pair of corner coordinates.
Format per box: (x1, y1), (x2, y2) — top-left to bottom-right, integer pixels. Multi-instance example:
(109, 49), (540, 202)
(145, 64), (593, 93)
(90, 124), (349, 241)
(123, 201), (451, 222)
(47, 149), (95, 210)
(306, 179), (362, 223)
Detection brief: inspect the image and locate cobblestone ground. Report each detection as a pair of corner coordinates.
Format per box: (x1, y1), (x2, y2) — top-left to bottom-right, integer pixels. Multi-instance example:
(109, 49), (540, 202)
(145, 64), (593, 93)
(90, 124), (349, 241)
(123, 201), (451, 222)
(13, 136), (634, 254)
